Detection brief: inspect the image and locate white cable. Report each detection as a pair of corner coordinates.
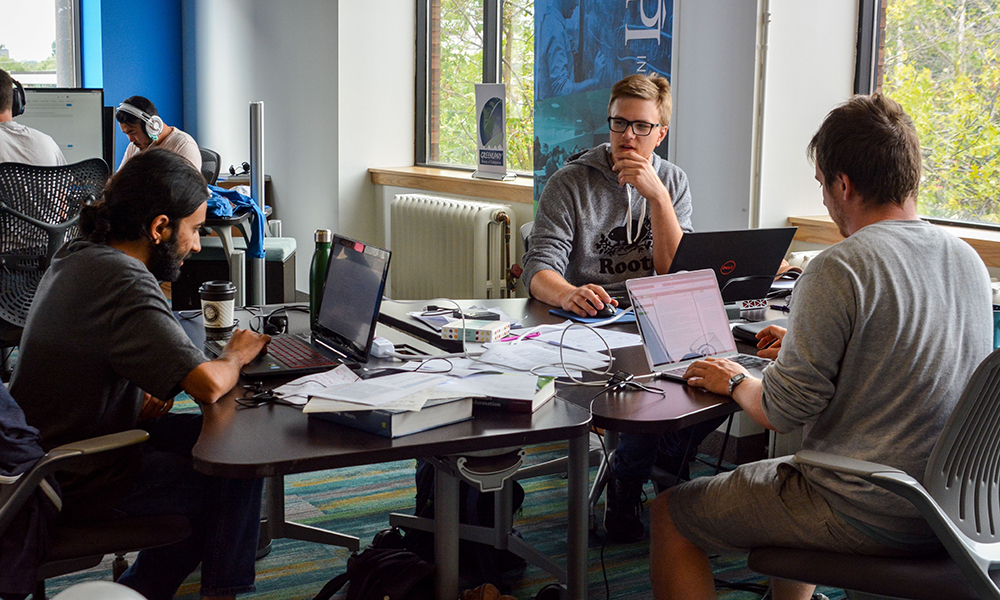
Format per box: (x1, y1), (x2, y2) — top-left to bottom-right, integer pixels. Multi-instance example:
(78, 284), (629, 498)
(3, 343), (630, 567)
(624, 184), (647, 245)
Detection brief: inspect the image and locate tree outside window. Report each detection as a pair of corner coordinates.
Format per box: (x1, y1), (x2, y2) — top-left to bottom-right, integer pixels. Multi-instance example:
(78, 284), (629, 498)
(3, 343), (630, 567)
(426, 0), (534, 173)
(881, 0), (1000, 224)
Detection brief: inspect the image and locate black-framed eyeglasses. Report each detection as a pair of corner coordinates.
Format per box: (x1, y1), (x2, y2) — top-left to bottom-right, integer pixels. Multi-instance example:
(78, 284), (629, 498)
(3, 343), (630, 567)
(607, 117), (662, 136)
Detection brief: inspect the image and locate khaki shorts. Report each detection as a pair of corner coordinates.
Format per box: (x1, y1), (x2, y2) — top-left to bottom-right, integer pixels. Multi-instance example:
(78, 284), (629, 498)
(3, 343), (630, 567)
(667, 457), (915, 557)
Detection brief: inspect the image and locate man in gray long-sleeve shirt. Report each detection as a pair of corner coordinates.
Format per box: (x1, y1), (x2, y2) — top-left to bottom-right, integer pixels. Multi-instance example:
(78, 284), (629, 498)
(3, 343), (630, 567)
(648, 95), (993, 600)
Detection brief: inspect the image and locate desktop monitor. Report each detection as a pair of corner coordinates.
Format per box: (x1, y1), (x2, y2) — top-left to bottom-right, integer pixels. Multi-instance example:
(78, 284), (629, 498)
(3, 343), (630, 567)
(13, 88), (110, 166)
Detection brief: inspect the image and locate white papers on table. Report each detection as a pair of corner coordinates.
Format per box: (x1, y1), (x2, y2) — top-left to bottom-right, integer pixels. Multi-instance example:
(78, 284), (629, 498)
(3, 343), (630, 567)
(272, 365), (360, 405)
(308, 372), (449, 406)
(533, 324), (641, 351)
(476, 339), (610, 378)
(433, 372), (538, 400)
(302, 388), (433, 413)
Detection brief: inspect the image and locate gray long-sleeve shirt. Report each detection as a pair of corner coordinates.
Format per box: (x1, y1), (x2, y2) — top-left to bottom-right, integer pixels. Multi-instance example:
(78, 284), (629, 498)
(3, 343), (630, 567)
(761, 219), (992, 534)
(522, 143), (693, 296)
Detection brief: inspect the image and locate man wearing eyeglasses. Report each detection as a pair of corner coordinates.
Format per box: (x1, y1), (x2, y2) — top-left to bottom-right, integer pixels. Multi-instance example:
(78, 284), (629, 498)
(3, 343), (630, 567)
(523, 73), (691, 318)
(522, 73), (709, 544)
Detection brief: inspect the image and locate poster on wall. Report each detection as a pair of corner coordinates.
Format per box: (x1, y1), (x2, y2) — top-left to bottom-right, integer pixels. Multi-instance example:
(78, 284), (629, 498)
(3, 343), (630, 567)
(534, 0), (674, 204)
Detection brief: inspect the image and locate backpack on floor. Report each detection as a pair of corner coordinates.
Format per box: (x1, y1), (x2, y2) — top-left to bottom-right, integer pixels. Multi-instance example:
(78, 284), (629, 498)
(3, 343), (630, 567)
(312, 528), (433, 600)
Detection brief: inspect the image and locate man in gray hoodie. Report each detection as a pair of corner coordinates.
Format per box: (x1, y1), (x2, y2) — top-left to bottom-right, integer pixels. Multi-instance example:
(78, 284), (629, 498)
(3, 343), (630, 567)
(649, 95), (993, 600)
(523, 74), (720, 543)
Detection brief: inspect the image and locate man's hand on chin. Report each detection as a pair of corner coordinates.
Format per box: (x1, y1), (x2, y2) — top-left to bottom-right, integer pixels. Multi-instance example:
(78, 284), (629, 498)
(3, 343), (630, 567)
(612, 149), (669, 204)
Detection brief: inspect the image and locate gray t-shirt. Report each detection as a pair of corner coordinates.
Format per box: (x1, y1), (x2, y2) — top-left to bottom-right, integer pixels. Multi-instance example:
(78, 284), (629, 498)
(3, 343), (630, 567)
(522, 143), (693, 296)
(761, 219), (992, 534)
(10, 239), (206, 513)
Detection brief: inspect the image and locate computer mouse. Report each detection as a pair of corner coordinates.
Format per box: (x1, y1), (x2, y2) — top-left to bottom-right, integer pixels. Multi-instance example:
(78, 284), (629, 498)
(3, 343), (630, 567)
(586, 300), (616, 318)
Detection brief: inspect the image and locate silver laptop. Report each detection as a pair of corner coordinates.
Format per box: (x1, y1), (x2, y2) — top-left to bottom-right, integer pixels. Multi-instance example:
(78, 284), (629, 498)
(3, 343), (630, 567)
(625, 269), (771, 382)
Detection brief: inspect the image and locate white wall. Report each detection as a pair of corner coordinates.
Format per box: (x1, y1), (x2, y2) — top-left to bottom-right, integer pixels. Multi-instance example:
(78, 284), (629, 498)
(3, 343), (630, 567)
(669, 0), (857, 234)
(185, 0), (415, 291)
(757, 0), (857, 229)
(669, 0), (761, 232)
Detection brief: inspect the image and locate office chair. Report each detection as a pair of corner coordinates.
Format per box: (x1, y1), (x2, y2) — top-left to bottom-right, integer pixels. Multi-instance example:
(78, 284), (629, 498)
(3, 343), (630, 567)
(0, 428), (192, 600)
(747, 347), (1000, 600)
(0, 159), (109, 345)
(199, 147), (222, 185)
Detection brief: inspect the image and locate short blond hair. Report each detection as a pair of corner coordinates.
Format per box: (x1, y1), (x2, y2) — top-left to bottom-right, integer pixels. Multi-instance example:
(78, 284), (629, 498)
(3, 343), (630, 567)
(608, 74), (672, 129)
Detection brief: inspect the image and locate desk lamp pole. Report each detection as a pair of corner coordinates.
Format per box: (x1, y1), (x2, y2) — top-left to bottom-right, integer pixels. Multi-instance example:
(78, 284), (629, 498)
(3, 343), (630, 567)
(248, 101), (266, 306)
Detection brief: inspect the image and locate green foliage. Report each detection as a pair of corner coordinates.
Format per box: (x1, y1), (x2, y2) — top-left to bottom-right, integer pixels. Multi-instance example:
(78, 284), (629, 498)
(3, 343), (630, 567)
(433, 0), (534, 172)
(883, 0), (1000, 223)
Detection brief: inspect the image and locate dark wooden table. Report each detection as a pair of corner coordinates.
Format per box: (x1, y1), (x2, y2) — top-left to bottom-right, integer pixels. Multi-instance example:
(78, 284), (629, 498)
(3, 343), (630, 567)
(184, 306), (592, 599)
(379, 297), (743, 434)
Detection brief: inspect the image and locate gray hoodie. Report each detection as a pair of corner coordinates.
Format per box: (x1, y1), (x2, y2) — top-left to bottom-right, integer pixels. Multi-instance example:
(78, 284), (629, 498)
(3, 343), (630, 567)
(522, 143), (693, 296)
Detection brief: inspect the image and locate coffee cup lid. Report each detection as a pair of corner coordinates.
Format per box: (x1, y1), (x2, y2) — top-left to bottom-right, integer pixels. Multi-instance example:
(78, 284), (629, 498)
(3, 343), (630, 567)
(199, 280), (236, 294)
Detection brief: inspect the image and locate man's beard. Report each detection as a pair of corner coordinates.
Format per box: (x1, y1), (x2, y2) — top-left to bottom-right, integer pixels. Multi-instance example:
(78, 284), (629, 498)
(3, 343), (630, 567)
(148, 235), (187, 282)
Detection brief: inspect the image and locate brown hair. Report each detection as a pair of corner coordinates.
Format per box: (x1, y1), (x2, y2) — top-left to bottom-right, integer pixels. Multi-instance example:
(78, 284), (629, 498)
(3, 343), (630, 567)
(0, 68), (12, 114)
(808, 93), (921, 206)
(608, 74), (672, 129)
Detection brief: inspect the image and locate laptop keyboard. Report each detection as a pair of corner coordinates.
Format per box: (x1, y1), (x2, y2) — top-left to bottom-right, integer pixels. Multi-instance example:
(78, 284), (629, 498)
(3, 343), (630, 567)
(267, 335), (338, 369)
(662, 353), (770, 380)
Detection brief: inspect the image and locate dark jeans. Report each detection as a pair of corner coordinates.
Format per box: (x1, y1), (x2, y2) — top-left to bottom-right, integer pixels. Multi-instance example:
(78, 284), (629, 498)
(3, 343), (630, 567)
(611, 416), (727, 484)
(114, 414), (263, 600)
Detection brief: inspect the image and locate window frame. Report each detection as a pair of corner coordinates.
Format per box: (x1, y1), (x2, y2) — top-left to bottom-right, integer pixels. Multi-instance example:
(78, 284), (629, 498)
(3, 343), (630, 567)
(415, 0), (505, 170)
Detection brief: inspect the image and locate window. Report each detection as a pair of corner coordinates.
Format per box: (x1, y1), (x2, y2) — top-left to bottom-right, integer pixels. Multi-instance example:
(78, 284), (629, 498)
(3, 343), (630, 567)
(417, 0), (534, 173)
(862, 0), (1000, 226)
(0, 0), (79, 88)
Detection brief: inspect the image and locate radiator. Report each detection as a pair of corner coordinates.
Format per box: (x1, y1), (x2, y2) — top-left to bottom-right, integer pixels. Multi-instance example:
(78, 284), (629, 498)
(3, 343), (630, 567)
(389, 194), (515, 300)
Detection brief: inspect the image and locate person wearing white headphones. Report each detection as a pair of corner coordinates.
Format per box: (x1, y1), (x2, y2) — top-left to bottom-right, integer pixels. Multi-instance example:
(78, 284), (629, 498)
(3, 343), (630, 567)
(0, 68), (66, 166)
(116, 95), (201, 172)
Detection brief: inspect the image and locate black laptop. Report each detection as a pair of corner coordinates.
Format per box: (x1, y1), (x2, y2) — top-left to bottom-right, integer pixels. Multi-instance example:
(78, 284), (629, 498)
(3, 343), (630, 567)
(207, 235), (391, 378)
(667, 227), (797, 302)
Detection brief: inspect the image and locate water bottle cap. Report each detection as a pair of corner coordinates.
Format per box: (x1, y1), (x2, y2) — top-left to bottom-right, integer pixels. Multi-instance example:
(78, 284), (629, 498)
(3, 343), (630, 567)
(314, 229), (332, 243)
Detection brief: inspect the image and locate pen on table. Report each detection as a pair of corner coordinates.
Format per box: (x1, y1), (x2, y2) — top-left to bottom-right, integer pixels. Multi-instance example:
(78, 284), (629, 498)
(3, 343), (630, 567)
(500, 331), (540, 342)
(769, 304), (790, 312)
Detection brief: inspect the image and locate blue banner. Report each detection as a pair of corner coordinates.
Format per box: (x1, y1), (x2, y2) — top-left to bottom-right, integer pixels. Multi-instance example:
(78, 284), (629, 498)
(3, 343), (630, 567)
(534, 0), (674, 205)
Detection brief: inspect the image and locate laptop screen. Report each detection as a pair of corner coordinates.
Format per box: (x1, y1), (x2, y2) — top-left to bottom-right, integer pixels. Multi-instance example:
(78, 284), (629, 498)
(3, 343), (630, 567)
(314, 235), (391, 362)
(627, 269), (736, 369)
(667, 227), (797, 302)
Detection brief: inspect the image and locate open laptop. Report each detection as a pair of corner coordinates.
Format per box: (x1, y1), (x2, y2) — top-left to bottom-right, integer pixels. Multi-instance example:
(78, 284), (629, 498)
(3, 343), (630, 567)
(626, 269), (771, 382)
(668, 227), (797, 302)
(207, 235), (391, 378)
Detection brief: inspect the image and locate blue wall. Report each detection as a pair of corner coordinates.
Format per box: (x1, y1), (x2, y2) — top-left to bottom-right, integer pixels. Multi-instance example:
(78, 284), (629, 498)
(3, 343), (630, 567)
(81, 0), (185, 169)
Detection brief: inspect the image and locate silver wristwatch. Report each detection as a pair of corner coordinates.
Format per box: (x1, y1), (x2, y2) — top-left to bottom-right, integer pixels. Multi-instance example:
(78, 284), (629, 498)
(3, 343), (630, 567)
(727, 372), (747, 396)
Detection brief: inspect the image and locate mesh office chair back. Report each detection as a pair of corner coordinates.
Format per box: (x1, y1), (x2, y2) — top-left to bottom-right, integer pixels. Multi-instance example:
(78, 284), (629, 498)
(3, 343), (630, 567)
(0, 159), (109, 329)
(199, 147), (221, 185)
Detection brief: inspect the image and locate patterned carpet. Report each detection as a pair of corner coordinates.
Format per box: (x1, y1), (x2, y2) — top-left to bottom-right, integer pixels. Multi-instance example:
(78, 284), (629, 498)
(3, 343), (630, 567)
(43, 401), (847, 600)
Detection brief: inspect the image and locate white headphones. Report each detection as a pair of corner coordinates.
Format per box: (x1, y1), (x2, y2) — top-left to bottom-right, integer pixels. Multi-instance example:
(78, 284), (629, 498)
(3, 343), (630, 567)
(116, 102), (164, 142)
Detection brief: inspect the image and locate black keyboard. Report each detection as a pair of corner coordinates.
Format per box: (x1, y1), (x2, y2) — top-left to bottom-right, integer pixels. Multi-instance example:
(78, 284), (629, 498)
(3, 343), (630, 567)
(266, 335), (338, 369)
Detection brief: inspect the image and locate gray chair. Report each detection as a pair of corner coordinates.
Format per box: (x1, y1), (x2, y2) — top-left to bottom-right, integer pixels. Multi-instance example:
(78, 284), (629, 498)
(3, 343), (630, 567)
(199, 147), (221, 185)
(0, 429), (191, 599)
(748, 347), (1000, 600)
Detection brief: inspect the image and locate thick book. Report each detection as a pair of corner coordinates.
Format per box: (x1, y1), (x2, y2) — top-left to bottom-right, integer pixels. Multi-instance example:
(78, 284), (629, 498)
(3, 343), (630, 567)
(472, 376), (556, 414)
(307, 396), (473, 438)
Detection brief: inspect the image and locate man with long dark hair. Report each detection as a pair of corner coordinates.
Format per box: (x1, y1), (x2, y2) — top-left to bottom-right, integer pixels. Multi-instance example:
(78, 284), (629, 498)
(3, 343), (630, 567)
(11, 148), (269, 600)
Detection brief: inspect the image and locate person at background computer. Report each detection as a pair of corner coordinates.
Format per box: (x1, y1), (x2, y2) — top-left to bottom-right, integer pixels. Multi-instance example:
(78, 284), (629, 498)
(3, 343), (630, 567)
(522, 73), (717, 544)
(648, 94), (992, 600)
(0, 68), (66, 166)
(10, 148), (270, 600)
(116, 95), (202, 172)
